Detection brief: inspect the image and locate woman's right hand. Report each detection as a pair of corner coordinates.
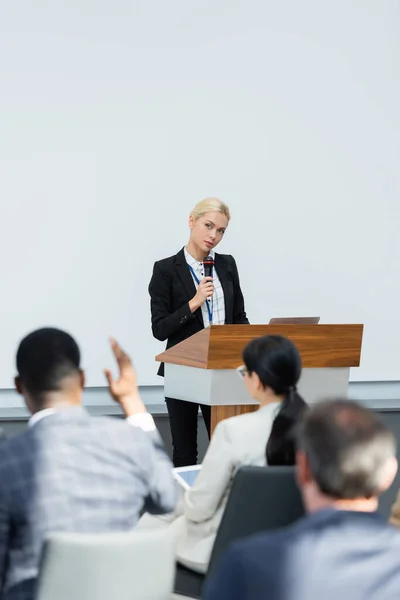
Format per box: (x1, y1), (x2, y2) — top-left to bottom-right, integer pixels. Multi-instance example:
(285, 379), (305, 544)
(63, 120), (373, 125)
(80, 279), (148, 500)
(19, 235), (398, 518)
(189, 277), (214, 313)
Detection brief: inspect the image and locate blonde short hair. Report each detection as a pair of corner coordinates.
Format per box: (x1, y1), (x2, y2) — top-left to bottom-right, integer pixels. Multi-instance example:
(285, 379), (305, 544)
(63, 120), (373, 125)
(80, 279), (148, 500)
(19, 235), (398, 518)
(190, 197), (231, 222)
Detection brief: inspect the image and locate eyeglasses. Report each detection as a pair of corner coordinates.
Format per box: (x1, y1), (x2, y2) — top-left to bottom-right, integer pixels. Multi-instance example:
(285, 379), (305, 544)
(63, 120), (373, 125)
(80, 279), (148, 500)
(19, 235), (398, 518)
(236, 365), (248, 379)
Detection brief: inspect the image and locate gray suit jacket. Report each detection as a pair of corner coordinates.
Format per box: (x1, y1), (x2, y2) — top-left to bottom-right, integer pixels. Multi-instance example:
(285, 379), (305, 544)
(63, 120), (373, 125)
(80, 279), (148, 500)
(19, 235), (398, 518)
(0, 406), (177, 600)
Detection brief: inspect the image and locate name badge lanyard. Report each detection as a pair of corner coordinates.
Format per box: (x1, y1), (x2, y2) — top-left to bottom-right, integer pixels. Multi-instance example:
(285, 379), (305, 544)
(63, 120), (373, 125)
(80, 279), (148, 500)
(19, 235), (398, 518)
(188, 265), (213, 324)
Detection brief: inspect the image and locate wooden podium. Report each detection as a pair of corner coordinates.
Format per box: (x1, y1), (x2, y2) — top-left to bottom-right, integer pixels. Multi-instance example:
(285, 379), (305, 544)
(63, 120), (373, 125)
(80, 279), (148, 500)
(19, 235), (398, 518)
(156, 324), (363, 435)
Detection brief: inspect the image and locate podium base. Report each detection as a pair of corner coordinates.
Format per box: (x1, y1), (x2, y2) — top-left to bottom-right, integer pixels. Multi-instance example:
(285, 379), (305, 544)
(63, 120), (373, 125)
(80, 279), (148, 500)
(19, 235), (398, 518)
(164, 364), (350, 432)
(210, 404), (258, 435)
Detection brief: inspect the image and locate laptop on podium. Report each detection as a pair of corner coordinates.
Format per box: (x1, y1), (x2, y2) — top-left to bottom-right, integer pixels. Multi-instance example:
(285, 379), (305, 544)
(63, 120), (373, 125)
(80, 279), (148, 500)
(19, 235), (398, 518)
(269, 317), (320, 324)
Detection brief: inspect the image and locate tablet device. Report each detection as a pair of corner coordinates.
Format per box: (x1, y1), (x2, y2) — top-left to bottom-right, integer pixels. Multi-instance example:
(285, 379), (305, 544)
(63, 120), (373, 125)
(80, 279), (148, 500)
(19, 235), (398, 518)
(173, 465), (202, 490)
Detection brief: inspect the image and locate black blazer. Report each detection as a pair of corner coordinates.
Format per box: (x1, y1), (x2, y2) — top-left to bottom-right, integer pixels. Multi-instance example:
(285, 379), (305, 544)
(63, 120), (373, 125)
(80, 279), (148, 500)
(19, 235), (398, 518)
(149, 248), (249, 376)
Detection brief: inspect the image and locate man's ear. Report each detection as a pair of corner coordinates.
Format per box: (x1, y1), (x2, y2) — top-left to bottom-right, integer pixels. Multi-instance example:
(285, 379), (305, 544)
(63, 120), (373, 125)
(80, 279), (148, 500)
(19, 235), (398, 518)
(296, 450), (313, 488)
(379, 456), (398, 493)
(14, 376), (23, 395)
(79, 370), (85, 389)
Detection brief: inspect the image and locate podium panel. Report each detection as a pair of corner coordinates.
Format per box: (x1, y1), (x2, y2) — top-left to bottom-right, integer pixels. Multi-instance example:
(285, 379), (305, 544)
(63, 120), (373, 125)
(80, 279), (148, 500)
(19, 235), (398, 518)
(158, 324), (363, 434)
(164, 364), (350, 407)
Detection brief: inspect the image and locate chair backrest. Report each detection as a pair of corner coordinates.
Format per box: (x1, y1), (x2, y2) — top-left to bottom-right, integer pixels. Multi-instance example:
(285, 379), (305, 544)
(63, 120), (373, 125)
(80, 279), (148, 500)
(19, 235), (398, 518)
(207, 466), (305, 580)
(36, 529), (175, 600)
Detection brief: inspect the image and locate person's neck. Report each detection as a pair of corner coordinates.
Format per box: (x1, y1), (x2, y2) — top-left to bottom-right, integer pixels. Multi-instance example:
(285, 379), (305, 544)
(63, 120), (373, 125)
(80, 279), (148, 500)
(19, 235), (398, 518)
(30, 391), (82, 415)
(186, 241), (208, 262)
(257, 390), (284, 408)
(304, 485), (379, 514)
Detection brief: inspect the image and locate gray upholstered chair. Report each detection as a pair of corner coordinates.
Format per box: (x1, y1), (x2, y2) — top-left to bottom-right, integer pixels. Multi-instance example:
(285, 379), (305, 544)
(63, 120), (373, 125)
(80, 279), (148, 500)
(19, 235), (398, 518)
(36, 528), (175, 600)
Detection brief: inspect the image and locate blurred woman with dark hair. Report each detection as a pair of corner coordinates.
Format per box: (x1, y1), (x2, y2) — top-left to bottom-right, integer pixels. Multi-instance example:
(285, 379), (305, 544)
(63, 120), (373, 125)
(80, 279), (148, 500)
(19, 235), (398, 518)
(241, 334), (308, 466)
(167, 334), (308, 573)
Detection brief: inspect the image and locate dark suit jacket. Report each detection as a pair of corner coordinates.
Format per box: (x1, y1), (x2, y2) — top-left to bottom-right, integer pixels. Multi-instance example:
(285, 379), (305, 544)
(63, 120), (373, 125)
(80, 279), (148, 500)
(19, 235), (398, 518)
(0, 407), (177, 600)
(148, 248), (249, 376)
(204, 509), (400, 600)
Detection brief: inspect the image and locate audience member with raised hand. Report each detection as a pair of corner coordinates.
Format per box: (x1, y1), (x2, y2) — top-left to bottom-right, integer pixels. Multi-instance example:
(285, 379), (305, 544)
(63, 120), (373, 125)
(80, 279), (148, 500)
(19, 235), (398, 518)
(0, 328), (177, 600)
(205, 400), (400, 600)
(140, 334), (307, 574)
(105, 337), (152, 420)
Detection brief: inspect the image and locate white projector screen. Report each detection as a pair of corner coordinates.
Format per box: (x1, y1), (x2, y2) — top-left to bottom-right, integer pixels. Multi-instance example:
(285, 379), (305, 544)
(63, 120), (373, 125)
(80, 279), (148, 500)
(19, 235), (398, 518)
(0, 0), (399, 387)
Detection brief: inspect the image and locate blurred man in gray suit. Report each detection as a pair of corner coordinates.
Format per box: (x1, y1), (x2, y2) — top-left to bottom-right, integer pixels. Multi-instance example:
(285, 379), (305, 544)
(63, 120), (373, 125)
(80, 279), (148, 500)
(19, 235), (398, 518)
(205, 400), (400, 600)
(0, 328), (178, 600)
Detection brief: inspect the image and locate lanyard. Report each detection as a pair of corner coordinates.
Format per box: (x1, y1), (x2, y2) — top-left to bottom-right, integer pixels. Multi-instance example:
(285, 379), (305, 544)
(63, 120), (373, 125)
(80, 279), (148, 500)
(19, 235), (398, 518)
(188, 265), (213, 325)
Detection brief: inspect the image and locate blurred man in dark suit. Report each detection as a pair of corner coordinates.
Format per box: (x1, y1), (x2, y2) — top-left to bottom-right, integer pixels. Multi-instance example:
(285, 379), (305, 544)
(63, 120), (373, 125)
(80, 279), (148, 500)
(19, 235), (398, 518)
(205, 399), (400, 600)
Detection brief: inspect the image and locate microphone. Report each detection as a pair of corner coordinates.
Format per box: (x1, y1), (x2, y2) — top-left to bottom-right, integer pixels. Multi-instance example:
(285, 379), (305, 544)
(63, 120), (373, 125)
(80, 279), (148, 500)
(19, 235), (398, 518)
(203, 255), (214, 279)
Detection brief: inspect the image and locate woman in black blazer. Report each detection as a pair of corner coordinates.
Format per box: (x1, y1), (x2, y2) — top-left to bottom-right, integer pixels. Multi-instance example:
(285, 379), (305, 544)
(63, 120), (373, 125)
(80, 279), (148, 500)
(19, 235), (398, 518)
(149, 198), (248, 466)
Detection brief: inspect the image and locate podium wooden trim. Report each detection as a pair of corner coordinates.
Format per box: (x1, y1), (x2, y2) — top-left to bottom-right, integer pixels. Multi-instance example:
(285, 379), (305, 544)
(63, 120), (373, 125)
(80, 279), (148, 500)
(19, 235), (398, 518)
(156, 324), (363, 435)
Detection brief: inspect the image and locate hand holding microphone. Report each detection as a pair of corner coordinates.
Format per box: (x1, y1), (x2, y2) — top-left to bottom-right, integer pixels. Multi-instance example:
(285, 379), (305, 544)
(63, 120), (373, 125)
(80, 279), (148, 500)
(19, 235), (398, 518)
(189, 277), (214, 312)
(189, 255), (214, 313)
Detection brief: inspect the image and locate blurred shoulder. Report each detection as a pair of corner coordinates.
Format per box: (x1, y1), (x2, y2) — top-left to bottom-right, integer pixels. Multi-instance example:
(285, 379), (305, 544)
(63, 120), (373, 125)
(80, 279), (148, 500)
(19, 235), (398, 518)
(226, 525), (294, 572)
(0, 427), (35, 473)
(90, 415), (146, 438)
(216, 404), (277, 439)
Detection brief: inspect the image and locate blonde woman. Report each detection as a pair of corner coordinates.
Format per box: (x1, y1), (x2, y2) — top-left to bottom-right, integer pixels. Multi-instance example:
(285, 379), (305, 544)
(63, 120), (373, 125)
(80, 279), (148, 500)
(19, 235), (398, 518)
(148, 198), (248, 466)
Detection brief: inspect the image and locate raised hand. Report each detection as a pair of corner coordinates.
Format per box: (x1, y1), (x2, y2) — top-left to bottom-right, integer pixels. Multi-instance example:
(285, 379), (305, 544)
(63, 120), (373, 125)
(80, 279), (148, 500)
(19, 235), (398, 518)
(104, 338), (146, 415)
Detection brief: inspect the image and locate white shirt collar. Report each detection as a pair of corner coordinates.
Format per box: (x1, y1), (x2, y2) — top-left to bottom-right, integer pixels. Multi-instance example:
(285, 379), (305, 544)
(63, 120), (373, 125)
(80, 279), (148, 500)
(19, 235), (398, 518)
(29, 407), (58, 428)
(184, 247), (215, 268)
